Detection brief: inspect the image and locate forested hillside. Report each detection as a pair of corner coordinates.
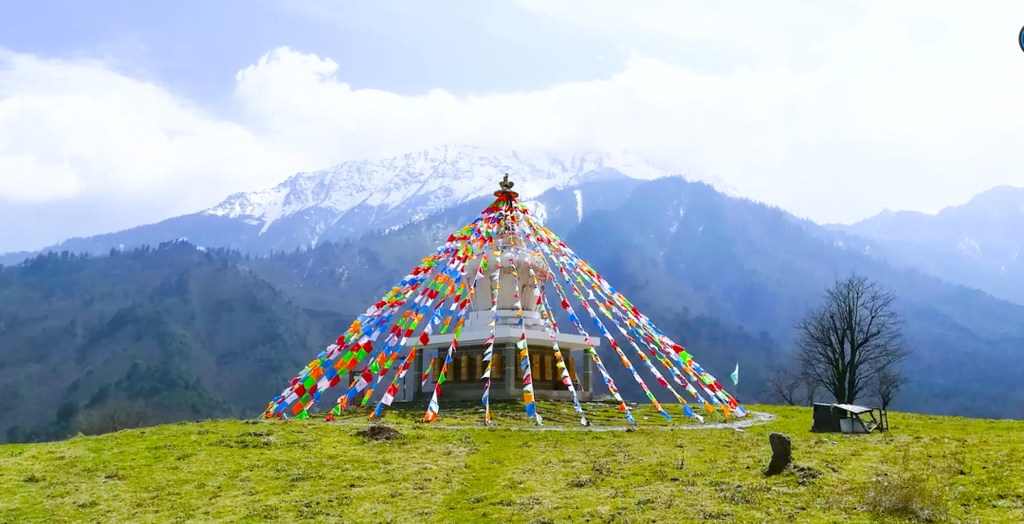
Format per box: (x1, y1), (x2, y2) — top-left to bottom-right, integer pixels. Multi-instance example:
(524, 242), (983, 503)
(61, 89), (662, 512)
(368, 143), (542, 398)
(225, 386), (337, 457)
(0, 240), (779, 442)
(0, 244), (343, 443)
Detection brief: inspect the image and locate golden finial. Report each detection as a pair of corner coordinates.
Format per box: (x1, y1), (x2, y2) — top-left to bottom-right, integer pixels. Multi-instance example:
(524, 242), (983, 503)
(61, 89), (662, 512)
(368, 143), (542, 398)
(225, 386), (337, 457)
(493, 173), (519, 201)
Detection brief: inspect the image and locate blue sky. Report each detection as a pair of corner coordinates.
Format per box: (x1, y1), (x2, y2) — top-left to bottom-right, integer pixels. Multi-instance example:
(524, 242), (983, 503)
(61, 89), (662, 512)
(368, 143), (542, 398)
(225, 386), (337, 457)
(0, 1), (623, 109)
(1, 1), (1024, 252)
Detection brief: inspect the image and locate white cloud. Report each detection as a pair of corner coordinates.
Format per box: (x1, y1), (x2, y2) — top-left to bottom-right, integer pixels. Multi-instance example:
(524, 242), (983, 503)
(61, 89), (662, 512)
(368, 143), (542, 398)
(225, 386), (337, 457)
(0, 50), (305, 215)
(3, 1), (1024, 251)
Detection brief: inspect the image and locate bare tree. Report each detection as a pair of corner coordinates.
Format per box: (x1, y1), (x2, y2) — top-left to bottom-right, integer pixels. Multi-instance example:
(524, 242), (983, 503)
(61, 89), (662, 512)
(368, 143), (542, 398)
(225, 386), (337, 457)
(802, 376), (819, 406)
(767, 365), (802, 406)
(768, 363), (821, 406)
(797, 274), (908, 405)
(874, 368), (905, 410)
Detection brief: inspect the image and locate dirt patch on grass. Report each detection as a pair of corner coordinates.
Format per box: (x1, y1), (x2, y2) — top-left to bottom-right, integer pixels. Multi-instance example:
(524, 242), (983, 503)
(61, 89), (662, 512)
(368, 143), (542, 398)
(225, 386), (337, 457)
(354, 425), (405, 441)
(791, 464), (823, 485)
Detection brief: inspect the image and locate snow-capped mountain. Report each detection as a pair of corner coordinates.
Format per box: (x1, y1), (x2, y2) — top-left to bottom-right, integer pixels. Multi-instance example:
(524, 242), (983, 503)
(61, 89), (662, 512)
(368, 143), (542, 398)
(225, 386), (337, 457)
(202, 146), (673, 243)
(20, 146), (716, 259)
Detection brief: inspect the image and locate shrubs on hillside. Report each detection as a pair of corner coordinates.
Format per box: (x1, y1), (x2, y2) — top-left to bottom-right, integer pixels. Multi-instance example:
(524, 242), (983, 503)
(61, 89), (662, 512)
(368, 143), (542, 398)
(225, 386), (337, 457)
(74, 400), (154, 436)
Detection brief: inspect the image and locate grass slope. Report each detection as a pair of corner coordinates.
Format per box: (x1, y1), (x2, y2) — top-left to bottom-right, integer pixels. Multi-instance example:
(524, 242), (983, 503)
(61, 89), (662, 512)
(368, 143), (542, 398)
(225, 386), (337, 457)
(1, 403), (1022, 523)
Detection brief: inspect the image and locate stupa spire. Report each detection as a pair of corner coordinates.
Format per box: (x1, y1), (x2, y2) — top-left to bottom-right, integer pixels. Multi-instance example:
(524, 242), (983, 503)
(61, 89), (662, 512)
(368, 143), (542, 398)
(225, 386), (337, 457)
(493, 173), (519, 204)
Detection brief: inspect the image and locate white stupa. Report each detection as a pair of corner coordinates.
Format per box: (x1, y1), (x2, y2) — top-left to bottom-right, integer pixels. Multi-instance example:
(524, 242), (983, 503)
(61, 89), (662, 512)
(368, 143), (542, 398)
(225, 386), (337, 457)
(394, 180), (598, 403)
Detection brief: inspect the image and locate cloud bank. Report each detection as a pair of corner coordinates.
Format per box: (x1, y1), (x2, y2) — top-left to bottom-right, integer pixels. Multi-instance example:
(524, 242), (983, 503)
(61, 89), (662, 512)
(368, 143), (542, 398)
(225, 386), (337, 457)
(2, 1), (1023, 251)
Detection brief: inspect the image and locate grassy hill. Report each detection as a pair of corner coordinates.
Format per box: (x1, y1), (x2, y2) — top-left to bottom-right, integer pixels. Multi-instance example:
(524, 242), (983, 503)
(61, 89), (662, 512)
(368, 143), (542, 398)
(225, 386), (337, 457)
(1, 403), (1022, 523)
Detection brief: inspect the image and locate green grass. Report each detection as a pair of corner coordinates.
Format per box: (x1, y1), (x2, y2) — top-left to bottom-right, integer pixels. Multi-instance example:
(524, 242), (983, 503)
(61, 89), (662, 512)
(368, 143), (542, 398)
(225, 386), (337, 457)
(1, 402), (1022, 523)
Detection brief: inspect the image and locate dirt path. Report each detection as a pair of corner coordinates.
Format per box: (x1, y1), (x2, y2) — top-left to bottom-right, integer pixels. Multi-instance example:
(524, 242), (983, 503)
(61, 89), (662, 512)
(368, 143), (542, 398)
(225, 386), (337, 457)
(332, 410), (776, 432)
(473, 410), (776, 432)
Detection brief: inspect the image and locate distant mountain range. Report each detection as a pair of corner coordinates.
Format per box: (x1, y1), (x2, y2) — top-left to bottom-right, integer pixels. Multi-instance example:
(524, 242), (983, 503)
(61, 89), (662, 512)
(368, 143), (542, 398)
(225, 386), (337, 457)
(8, 147), (1024, 312)
(3, 148), (1024, 442)
(830, 186), (1024, 304)
(6, 147), (714, 260)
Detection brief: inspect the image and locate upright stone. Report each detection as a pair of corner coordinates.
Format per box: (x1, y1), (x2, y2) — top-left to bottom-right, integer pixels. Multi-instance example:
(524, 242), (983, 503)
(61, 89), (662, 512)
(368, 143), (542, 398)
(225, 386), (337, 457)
(764, 432), (792, 476)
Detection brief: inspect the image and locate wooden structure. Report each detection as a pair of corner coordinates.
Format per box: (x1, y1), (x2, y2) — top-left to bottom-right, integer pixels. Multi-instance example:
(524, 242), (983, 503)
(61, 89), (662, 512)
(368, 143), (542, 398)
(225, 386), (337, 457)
(811, 403), (888, 433)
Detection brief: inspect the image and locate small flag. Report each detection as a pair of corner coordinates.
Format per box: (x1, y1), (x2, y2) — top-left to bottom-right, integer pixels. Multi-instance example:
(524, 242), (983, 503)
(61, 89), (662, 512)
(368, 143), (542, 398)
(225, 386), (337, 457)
(730, 363), (739, 386)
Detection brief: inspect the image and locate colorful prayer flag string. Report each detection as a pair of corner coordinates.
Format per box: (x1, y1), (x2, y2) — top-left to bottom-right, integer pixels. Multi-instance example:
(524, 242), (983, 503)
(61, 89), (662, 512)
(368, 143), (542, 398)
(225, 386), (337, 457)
(263, 175), (745, 426)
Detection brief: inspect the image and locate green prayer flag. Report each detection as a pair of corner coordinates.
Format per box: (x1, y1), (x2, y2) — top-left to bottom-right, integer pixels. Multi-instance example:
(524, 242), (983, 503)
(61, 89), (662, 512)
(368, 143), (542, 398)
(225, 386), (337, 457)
(296, 410), (309, 420)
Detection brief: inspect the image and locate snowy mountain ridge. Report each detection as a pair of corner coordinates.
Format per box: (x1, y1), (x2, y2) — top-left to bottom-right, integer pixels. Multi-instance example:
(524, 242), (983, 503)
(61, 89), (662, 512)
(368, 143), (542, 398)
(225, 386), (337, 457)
(203, 145), (699, 235)
(2, 145), (736, 264)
